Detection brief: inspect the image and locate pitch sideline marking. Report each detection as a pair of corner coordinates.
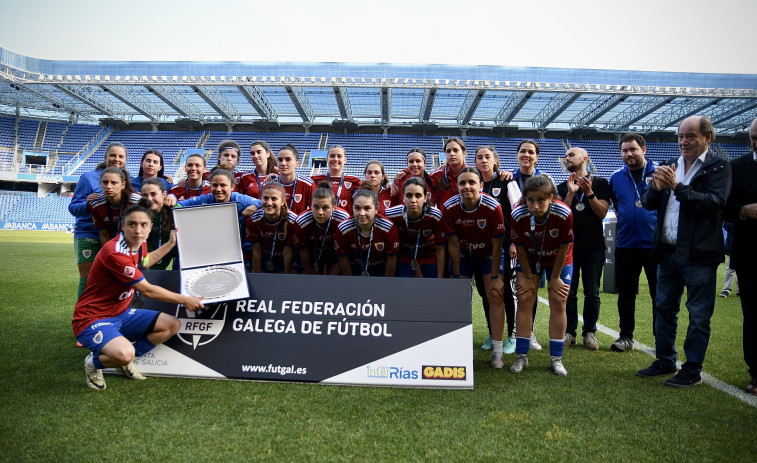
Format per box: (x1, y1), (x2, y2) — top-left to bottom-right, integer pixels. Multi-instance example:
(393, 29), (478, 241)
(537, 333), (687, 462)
(536, 296), (757, 408)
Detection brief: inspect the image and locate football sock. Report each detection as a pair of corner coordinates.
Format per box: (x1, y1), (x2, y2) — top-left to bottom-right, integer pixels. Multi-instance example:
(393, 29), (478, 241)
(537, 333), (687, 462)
(492, 340), (503, 355)
(549, 339), (564, 357)
(77, 278), (87, 299)
(515, 336), (530, 355)
(133, 338), (156, 357)
(92, 354), (104, 369)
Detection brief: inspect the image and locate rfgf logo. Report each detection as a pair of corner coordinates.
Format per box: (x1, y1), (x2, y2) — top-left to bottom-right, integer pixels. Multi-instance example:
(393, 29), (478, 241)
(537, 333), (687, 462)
(422, 365), (467, 380)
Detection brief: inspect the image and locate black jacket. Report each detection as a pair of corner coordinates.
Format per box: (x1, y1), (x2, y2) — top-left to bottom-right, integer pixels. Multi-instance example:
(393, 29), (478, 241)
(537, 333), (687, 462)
(641, 149), (731, 265)
(724, 152), (757, 271)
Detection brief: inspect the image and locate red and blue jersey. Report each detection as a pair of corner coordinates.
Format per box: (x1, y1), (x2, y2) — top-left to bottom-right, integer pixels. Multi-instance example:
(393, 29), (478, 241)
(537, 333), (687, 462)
(334, 217), (399, 270)
(278, 175), (315, 215)
(169, 181), (211, 201)
(443, 193), (505, 258)
(311, 174), (361, 214)
(245, 209), (298, 265)
(384, 205), (445, 265)
(510, 200), (574, 267)
(72, 234), (146, 336)
(88, 192), (143, 239)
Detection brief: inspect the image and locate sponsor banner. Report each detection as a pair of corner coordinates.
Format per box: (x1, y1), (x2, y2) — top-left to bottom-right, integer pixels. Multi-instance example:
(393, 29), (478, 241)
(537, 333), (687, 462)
(1, 221), (73, 231)
(15, 173), (79, 183)
(137, 272), (473, 389)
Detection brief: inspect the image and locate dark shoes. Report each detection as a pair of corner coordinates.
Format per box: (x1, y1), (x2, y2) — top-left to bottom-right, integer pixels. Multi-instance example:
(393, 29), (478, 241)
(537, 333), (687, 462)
(664, 370), (702, 388)
(745, 377), (757, 396)
(637, 360), (677, 378)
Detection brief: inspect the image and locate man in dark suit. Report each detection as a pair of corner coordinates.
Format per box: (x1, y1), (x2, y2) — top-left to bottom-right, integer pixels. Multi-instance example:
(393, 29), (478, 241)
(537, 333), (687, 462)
(726, 116), (757, 395)
(637, 116), (731, 388)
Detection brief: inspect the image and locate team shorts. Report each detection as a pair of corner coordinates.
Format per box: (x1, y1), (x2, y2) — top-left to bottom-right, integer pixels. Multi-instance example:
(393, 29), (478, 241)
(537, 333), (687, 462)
(455, 255), (501, 278)
(514, 262), (574, 285)
(76, 309), (161, 355)
(396, 262), (437, 278)
(75, 238), (101, 265)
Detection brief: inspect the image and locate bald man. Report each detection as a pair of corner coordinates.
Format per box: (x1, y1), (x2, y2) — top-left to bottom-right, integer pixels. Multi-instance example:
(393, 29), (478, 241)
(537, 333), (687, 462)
(557, 147), (610, 350)
(638, 116), (731, 388)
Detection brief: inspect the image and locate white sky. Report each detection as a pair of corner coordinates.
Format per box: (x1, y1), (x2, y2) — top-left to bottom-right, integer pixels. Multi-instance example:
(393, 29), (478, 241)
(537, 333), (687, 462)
(2, 0), (756, 74)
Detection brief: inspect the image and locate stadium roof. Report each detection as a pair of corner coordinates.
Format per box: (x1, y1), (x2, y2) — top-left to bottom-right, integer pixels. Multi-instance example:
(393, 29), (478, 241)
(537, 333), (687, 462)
(2, 47), (756, 136)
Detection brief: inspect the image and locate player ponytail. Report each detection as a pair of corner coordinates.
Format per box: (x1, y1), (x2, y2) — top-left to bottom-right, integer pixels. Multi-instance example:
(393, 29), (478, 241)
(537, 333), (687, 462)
(312, 181), (336, 205)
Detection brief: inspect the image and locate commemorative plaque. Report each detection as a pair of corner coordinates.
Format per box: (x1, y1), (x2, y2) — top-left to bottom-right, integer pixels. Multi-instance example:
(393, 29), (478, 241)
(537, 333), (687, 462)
(173, 203), (249, 303)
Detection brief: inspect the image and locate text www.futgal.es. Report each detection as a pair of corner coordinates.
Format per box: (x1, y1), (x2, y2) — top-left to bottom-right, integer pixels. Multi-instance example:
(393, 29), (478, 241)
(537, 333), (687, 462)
(241, 364), (308, 376)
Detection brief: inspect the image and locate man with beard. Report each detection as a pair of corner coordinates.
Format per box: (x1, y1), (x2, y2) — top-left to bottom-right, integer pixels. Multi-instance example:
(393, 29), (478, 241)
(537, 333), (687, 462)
(608, 133), (658, 353)
(557, 147), (610, 350)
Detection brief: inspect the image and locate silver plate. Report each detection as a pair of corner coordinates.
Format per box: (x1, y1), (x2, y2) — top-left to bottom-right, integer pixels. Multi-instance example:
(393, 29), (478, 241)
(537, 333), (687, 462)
(185, 265), (244, 299)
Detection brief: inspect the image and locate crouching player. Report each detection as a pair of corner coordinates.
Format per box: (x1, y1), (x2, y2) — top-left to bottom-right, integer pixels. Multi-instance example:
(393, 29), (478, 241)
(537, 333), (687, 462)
(72, 198), (205, 390)
(509, 175), (573, 376)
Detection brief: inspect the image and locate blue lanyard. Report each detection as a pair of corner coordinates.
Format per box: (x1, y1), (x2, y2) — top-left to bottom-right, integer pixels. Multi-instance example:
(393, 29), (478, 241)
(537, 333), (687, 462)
(288, 177), (298, 210)
(312, 213), (333, 268)
(529, 208), (550, 272)
(403, 207), (422, 263)
(335, 172), (345, 204)
(108, 201), (124, 238)
(358, 225), (373, 275)
(266, 217), (282, 264)
(625, 167), (646, 203)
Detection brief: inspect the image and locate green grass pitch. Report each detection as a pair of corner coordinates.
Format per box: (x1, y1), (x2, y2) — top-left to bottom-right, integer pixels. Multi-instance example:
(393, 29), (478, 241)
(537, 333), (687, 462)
(0, 230), (755, 462)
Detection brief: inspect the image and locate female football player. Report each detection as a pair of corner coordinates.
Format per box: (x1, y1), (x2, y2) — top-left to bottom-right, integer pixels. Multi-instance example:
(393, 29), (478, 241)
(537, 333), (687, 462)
(88, 166), (142, 246)
(246, 182), (298, 273)
(384, 177), (444, 278)
(311, 145), (361, 213)
(74, 197), (204, 390)
(238, 140), (278, 199)
(131, 149), (172, 192)
(363, 160), (396, 216)
(443, 167), (506, 369)
(335, 186), (399, 276)
(69, 142), (127, 298)
(509, 175), (573, 376)
(140, 178), (177, 270)
(290, 182), (350, 275)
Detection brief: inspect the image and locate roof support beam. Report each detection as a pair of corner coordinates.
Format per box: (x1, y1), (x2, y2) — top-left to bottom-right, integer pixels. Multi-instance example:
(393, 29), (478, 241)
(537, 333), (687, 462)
(534, 92), (581, 130)
(145, 85), (203, 120)
(3, 82), (86, 118)
(570, 94), (626, 128)
(458, 89), (485, 125)
(494, 91), (532, 126)
(102, 85), (166, 121)
(640, 98), (718, 133)
(715, 110), (757, 134)
(285, 85), (314, 124)
(710, 99), (757, 125)
(54, 84), (120, 117)
(602, 96), (675, 132)
(237, 85), (277, 119)
(191, 85), (239, 121)
(332, 86), (353, 120)
(419, 88), (437, 122)
(380, 87), (391, 125)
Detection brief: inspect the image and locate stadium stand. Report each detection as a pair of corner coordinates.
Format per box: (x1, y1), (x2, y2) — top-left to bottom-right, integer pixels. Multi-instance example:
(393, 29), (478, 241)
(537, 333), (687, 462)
(0, 117), (752, 227)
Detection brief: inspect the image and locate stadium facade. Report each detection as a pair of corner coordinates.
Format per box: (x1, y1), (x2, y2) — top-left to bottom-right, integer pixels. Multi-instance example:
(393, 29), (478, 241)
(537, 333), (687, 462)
(1, 46), (755, 228)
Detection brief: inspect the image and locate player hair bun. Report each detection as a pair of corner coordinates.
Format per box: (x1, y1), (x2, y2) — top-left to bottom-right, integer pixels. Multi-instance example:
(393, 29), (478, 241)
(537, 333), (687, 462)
(137, 196), (152, 209)
(317, 181), (331, 190)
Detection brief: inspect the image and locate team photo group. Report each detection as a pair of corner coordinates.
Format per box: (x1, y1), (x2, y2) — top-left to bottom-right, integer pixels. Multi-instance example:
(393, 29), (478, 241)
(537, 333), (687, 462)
(68, 114), (757, 395)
